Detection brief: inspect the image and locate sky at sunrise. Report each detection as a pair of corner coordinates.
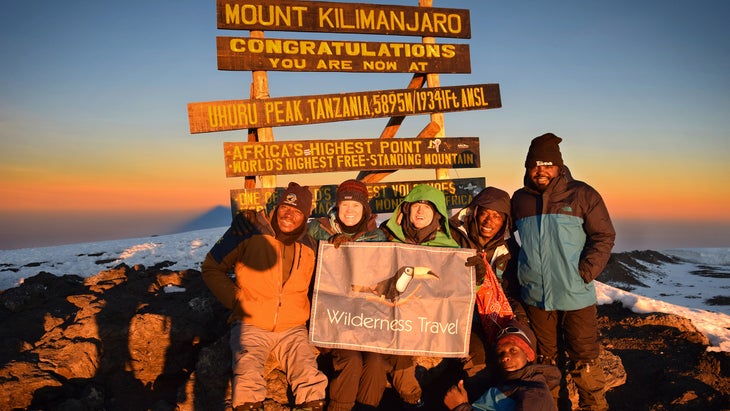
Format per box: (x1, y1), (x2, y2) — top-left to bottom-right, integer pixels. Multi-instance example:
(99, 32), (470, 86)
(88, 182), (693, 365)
(1, 0), (729, 250)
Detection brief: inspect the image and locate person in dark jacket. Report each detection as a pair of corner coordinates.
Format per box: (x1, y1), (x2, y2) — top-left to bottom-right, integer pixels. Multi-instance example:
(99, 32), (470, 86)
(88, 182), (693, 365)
(201, 182), (327, 411)
(449, 187), (524, 400)
(443, 319), (560, 411)
(306, 179), (387, 411)
(511, 133), (615, 411)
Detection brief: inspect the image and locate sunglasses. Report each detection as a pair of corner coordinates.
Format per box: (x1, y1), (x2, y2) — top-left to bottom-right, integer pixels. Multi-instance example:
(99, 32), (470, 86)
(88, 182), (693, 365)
(497, 326), (533, 345)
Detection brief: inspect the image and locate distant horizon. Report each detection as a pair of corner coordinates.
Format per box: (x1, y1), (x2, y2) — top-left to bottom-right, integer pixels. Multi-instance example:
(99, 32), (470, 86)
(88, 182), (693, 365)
(1, 207), (728, 252)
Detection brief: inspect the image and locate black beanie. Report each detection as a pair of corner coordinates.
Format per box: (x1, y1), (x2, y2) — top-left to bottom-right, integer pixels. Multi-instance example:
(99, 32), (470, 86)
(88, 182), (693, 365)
(524, 133), (564, 168)
(278, 182), (313, 220)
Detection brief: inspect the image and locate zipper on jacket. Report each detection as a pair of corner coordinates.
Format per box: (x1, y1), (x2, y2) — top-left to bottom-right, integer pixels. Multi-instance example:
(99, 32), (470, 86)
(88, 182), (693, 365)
(272, 241), (285, 329)
(296, 243), (302, 269)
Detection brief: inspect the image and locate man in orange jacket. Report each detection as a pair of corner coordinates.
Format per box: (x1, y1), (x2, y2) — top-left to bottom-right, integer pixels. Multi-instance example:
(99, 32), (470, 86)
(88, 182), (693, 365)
(202, 182), (327, 411)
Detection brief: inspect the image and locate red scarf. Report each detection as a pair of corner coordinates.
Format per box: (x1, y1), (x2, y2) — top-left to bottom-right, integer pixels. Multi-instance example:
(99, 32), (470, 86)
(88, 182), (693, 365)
(475, 255), (514, 344)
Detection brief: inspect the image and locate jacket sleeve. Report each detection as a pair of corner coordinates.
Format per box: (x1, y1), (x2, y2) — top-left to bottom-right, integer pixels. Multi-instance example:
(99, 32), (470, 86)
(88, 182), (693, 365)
(201, 227), (246, 310)
(578, 187), (616, 283)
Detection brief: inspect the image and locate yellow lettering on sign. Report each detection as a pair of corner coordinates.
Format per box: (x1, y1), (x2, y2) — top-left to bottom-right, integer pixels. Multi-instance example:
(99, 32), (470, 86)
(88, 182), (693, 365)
(269, 58), (306, 69)
(231, 158), (284, 174)
(284, 155), (333, 171)
(425, 181), (457, 195)
(314, 186), (334, 202)
(378, 140), (423, 154)
(228, 38), (459, 59)
(423, 152), (458, 166)
(363, 60), (398, 71)
(336, 154), (366, 168)
(236, 191), (261, 208)
(368, 153), (421, 167)
(316, 59), (352, 71)
(316, 8), (463, 36)
(461, 87), (489, 108)
(207, 103), (258, 130)
(445, 194), (471, 208)
(372, 197), (402, 213)
(264, 100), (304, 124)
(225, 4), (307, 28)
(408, 62), (428, 72)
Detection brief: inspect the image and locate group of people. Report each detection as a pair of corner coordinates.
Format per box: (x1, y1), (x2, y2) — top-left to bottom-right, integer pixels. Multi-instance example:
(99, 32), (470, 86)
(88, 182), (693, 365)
(201, 133), (616, 411)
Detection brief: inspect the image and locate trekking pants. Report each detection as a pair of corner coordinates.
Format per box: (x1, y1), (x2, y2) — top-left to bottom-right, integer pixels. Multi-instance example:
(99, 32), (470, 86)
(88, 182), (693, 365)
(230, 322), (328, 407)
(525, 304), (607, 411)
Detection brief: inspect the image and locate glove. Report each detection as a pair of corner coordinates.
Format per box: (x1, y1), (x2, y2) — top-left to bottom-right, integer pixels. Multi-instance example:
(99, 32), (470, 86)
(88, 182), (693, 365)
(232, 209), (258, 236)
(329, 234), (353, 249)
(465, 254), (487, 285)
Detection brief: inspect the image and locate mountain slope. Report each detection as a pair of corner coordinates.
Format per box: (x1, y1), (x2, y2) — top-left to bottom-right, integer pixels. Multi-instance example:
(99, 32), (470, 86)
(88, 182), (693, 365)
(170, 206), (231, 234)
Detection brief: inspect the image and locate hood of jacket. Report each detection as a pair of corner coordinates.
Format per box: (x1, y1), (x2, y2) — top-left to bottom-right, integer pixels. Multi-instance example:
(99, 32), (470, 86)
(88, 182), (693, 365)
(385, 184), (458, 247)
(451, 186), (512, 250)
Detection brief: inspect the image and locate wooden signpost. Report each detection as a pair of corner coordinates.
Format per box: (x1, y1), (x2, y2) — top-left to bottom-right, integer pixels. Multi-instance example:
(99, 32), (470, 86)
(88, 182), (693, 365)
(217, 36), (471, 73)
(188, 83), (500, 133)
(223, 137), (479, 176)
(230, 177), (486, 217)
(187, 0), (502, 217)
(217, 0), (471, 38)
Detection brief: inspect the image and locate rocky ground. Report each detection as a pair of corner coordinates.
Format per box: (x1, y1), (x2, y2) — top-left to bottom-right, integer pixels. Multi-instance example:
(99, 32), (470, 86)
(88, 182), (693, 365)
(1, 251), (729, 410)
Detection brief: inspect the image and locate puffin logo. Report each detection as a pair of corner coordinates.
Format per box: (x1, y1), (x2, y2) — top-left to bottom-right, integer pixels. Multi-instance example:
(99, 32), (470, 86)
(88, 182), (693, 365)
(351, 266), (439, 307)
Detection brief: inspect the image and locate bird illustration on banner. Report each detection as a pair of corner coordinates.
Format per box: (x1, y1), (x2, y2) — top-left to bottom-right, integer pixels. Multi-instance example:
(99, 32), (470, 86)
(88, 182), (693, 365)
(351, 266), (439, 306)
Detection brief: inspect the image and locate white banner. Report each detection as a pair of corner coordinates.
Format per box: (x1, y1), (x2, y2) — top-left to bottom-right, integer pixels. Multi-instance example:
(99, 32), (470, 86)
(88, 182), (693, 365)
(309, 242), (475, 357)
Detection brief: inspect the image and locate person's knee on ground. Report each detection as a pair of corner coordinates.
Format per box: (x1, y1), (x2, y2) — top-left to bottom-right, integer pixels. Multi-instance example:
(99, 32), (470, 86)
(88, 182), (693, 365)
(355, 352), (390, 407)
(327, 350), (364, 411)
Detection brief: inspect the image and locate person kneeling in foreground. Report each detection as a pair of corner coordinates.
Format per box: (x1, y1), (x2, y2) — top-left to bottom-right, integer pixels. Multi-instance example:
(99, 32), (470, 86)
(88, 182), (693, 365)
(444, 319), (560, 411)
(201, 182), (327, 411)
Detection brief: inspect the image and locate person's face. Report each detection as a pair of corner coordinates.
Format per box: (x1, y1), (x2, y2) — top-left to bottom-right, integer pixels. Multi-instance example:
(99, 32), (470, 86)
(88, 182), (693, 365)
(496, 342), (529, 372)
(276, 204), (305, 233)
(409, 201), (435, 229)
(476, 208), (504, 242)
(338, 200), (364, 227)
(528, 165), (559, 192)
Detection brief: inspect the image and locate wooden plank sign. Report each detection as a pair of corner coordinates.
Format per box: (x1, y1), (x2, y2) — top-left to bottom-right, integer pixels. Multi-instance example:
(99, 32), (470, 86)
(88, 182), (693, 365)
(224, 137), (479, 177)
(217, 0), (471, 38)
(188, 84), (501, 133)
(230, 177), (486, 217)
(217, 36), (471, 73)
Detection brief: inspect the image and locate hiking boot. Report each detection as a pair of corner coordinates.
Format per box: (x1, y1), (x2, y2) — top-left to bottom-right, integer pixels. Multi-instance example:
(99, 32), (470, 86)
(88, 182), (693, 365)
(571, 360), (608, 411)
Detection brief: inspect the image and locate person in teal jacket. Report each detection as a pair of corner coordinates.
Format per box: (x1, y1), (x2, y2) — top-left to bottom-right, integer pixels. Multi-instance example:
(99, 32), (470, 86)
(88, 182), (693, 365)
(511, 133), (615, 411)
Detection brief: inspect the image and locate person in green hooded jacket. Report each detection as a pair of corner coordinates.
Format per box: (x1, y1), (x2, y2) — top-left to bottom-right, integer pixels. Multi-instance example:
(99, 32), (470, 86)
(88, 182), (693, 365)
(366, 184), (460, 410)
(382, 184), (460, 248)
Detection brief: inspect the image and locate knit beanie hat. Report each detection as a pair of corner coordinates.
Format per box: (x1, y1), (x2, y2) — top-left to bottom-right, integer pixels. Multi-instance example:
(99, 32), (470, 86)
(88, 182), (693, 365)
(278, 182), (313, 220)
(336, 179), (369, 208)
(496, 320), (537, 362)
(524, 133), (564, 168)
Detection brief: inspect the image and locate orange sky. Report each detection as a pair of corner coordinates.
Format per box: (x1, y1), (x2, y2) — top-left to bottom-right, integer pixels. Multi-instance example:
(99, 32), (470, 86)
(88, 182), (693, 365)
(2, 0), (729, 250)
